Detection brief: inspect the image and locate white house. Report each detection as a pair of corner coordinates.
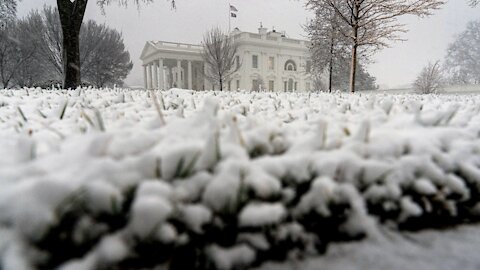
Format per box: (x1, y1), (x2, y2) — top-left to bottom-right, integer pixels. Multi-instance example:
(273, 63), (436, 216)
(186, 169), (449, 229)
(140, 26), (313, 91)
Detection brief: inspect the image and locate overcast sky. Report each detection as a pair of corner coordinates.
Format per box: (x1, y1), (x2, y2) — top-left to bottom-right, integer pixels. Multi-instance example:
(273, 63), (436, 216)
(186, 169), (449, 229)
(17, 0), (479, 89)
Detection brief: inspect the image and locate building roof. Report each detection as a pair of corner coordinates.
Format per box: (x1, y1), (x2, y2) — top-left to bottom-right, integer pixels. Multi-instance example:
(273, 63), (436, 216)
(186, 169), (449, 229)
(140, 28), (310, 63)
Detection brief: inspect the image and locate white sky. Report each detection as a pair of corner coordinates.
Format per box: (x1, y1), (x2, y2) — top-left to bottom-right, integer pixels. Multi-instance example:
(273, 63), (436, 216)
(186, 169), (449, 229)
(17, 0), (480, 89)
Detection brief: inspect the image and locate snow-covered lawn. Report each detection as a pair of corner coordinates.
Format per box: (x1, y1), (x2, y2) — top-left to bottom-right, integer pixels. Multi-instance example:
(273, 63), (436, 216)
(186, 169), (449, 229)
(258, 223), (480, 270)
(0, 88), (480, 270)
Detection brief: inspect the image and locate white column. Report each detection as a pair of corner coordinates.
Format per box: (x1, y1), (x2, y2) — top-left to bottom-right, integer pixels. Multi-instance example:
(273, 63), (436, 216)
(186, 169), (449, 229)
(168, 66), (173, 88)
(153, 61), (159, 90)
(143, 65), (148, 89)
(148, 63), (153, 90)
(241, 51), (249, 91)
(203, 62), (209, 90)
(176, 60), (182, 88)
(299, 56), (305, 92)
(187, 61), (193, 90)
(158, 58), (164, 90)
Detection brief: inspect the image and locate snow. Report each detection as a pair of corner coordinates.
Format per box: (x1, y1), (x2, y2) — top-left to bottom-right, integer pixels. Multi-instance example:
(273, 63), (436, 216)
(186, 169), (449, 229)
(1, 88), (480, 269)
(296, 176), (338, 217)
(84, 180), (124, 215)
(136, 180), (173, 200)
(207, 244), (256, 270)
(257, 223), (480, 270)
(238, 233), (270, 251)
(399, 196), (423, 222)
(130, 196), (173, 238)
(178, 204), (213, 233)
(239, 202), (287, 227)
(96, 234), (129, 263)
(413, 178), (438, 195)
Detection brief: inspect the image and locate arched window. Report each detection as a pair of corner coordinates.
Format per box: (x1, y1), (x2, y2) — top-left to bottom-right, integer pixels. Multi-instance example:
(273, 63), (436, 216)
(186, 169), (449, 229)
(284, 60), (297, 71)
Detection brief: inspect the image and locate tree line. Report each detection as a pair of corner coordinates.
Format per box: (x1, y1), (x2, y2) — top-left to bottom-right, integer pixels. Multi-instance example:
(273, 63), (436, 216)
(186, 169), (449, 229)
(0, 6), (133, 89)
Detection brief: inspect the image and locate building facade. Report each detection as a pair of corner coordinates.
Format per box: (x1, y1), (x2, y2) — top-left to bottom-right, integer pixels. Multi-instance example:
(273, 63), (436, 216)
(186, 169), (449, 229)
(140, 27), (313, 91)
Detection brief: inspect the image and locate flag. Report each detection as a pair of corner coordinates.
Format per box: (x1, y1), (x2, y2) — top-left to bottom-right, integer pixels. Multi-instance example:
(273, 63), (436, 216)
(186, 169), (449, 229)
(230, 5), (238, 12)
(231, 12), (237, 18)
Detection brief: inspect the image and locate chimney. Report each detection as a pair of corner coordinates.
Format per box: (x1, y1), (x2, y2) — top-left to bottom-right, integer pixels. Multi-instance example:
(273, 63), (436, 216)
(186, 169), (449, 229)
(269, 26), (282, 38)
(258, 22), (267, 35)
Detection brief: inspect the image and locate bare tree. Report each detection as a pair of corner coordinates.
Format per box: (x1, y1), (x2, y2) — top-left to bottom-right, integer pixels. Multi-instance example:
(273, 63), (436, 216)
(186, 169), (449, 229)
(80, 21), (133, 87)
(14, 7), (64, 85)
(202, 27), (240, 91)
(12, 15), (50, 87)
(306, 2), (376, 92)
(469, 0), (479, 6)
(0, 20), (39, 88)
(37, 6), (64, 78)
(305, 0), (349, 92)
(306, 1), (375, 92)
(306, 0), (444, 93)
(0, 21), (19, 88)
(444, 20), (480, 85)
(0, 0), (17, 21)
(414, 61), (444, 94)
(38, 0), (174, 89)
(18, 6), (133, 87)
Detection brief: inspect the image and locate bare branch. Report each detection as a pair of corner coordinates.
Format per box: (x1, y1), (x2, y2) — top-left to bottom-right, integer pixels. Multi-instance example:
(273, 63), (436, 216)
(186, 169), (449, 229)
(305, 0), (445, 92)
(414, 60), (444, 94)
(201, 27), (240, 91)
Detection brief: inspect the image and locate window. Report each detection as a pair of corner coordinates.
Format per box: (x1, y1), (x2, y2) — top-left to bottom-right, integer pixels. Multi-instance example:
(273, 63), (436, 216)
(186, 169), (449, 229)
(228, 81), (231, 91)
(306, 82), (311, 91)
(268, 57), (275, 70)
(236, 56), (240, 70)
(236, 80), (240, 90)
(252, 55), (258, 68)
(269, 80), (274, 91)
(306, 61), (312, 73)
(288, 79), (294, 91)
(284, 60), (297, 71)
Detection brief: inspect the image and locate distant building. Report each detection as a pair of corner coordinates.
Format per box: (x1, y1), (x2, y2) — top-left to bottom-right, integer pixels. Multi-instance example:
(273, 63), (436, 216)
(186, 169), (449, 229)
(140, 27), (313, 91)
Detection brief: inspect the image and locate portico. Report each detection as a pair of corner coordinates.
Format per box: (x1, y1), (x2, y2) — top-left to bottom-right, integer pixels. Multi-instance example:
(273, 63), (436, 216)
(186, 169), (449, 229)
(140, 41), (211, 90)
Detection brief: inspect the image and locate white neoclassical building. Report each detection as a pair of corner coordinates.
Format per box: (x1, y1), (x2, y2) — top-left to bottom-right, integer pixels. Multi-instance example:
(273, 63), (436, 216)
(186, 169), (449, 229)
(140, 26), (313, 91)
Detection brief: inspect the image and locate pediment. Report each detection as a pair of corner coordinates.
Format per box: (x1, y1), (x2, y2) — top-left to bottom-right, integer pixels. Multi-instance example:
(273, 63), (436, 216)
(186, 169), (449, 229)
(140, 42), (159, 60)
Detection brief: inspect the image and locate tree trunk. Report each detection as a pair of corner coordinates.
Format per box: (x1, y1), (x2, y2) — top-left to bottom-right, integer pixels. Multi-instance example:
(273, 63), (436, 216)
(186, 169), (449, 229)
(57, 0), (88, 89)
(349, 44), (357, 93)
(328, 37), (334, 93)
(219, 76), (223, 91)
(1, 79), (10, 89)
(349, 24), (359, 93)
(62, 27), (81, 89)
